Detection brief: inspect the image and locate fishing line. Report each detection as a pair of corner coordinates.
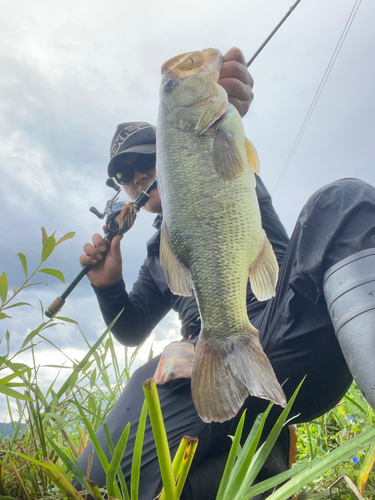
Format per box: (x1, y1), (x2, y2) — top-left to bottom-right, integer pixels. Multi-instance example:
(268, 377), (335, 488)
(272, 0), (363, 197)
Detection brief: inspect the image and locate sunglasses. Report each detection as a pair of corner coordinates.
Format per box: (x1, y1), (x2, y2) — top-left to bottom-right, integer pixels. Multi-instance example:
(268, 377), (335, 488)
(114, 154), (156, 185)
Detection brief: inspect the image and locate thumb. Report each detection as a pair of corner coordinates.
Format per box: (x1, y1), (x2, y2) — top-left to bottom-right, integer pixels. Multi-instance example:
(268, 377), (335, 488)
(110, 234), (123, 263)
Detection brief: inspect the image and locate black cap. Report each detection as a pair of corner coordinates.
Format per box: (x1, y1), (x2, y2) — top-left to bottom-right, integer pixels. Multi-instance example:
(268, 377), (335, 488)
(108, 122), (156, 177)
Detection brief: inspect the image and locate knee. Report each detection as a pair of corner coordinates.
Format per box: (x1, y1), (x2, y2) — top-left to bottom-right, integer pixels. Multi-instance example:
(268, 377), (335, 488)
(299, 178), (375, 222)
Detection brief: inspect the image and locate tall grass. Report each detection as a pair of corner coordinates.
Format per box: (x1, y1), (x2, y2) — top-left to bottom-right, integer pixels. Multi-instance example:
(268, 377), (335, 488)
(1, 230), (374, 499)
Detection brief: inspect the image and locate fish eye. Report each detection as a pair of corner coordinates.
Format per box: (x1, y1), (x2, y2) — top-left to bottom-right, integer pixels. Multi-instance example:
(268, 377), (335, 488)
(163, 79), (175, 91)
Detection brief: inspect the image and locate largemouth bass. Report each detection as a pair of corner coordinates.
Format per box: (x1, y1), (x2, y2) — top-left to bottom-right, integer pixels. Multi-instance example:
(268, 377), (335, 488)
(156, 48), (286, 423)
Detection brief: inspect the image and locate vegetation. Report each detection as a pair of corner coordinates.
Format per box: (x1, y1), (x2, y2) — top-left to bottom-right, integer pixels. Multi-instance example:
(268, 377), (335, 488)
(0, 230), (374, 499)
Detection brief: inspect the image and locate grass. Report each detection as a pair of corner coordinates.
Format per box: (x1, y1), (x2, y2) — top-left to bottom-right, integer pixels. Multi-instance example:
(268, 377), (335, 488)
(1, 229), (375, 499)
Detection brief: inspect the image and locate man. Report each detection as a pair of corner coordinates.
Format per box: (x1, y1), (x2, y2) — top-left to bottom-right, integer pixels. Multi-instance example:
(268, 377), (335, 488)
(78, 47), (375, 499)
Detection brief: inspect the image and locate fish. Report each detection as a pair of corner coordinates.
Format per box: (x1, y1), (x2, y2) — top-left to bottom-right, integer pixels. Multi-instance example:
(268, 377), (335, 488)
(156, 48), (286, 423)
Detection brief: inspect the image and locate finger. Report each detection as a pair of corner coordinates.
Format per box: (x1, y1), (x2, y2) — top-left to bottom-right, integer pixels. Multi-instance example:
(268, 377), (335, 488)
(219, 77), (253, 103)
(83, 242), (104, 262)
(219, 78), (254, 117)
(229, 96), (250, 117)
(222, 47), (246, 66)
(80, 253), (99, 267)
(92, 233), (107, 253)
(110, 234), (123, 264)
(219, 61), (254, 88)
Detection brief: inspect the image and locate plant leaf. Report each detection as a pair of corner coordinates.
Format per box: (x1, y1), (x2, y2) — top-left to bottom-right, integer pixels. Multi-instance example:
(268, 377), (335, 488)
(45, 434), (89, 491)
(55, 231), (76, 246)
(0, 312), (11, 320)
(41, 226), (48, 245)
(22, 322), (49, 347)
(38, 268), (65, 283)
(266, 427), (375, 500)
(55, 316), (79, 324)
(41, 235), (56, 262)
(0, 385), (34, 401)
(3, 302), (32, 310)
(131, 400), (148, 500)
(17, 252), (28, 278)
(0, 272), (8, 303)
(23, 282), (47, 289)
(0, 368), (31, 385)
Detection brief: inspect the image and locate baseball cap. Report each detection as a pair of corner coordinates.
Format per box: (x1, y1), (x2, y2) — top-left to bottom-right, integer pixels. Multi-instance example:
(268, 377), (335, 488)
(108, 122), (156, 177)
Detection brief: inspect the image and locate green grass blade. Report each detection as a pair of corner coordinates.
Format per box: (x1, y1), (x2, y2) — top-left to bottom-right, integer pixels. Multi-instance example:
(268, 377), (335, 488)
(240, 462), (311, 499)
(103, 423), (130, 500)
(223, 409), (271, 500)
(357, 440), (375, 495)
(131, 399), (148, 500)
(45, 434), (89, 491)
(87, 479), (105, 499)
(71, 394), (110, 475)
(232, 379), (304, 500)
(160, 436), (191, 500)
(175, 437), (198, 499)
(56, 311), (123, 400)
(216, 410), (246, 500)
(266, 426), (375, 500)
(106, 422), (131, 500)
(42, 458), (84, 500)
(143, 378), (177, 500)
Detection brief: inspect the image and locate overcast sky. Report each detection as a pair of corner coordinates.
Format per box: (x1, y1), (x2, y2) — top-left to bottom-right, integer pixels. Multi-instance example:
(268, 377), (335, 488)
(1, 0), (374, 421)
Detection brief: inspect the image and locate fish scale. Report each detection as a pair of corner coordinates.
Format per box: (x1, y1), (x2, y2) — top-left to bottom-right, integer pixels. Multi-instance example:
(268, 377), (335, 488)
(157, 48), (286, 422)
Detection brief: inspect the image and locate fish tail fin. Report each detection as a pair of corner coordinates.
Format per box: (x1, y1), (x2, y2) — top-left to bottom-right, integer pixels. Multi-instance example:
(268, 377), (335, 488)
(191, 326), (286, 423)
(249, 230), (279, 301)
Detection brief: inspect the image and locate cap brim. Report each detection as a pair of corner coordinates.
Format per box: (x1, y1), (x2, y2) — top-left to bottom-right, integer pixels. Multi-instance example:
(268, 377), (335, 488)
(108, 144), (156, 177)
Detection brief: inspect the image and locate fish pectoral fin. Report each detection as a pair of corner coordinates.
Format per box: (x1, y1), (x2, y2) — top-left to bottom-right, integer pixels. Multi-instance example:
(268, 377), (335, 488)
(191, 327), (286, 423)
(213, 129), (244, 180)
(249, 230), (279, 301)
(245, 138), (260, 176)
(160, 224), (193, 297)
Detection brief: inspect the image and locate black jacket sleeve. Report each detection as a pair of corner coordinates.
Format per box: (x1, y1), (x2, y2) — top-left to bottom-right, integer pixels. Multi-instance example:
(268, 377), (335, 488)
(93, 256), (173, 347)
(255, 176), (289, 266)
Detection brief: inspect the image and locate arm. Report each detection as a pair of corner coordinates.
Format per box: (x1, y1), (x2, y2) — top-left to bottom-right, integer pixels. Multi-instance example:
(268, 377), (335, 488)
(255, 176), (289, 266)
(80, 230), (172, 346)
(93, 259), (173, 346)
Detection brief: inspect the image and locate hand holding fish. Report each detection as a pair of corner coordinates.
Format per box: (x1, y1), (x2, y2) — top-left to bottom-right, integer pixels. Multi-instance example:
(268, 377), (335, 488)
(80, 229), (123, 288)
(219, 47), (254, 117)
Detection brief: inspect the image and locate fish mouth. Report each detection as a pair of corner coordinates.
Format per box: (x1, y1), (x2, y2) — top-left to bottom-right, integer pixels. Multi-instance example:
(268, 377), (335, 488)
(161, 48), (222, 82)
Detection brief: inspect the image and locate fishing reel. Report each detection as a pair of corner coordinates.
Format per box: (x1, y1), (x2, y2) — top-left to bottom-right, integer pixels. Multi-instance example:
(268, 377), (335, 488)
(89, 177), (156, 242)
(89, 178), (133, 241)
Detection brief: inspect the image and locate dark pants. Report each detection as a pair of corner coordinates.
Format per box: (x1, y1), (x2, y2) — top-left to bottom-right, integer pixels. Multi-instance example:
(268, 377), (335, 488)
(77, 178), (375, 499)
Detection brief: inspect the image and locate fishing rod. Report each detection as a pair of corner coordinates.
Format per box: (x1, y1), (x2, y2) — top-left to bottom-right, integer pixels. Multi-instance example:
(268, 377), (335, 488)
(246, 0), (303, 67)
(45, 177), (157, 318)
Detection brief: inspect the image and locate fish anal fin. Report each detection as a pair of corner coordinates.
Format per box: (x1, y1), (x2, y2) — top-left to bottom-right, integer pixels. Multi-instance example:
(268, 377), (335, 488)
(160, 224), (193, 297)
(249, 231), (279, 301)
(213, 129), (244, 180)
(245, 138), (260, 176)
(191, 326), (286, 423)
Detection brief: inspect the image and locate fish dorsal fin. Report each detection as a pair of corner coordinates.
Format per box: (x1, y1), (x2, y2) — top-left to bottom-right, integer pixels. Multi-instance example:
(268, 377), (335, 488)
(213, 129), (244, 181)
(160, 224), (193, 297)
(245, 138), (260, 176)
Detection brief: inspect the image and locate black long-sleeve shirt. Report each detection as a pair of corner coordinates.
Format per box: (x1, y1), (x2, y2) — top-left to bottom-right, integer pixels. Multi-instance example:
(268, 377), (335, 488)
(93, 177), (289, 346)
